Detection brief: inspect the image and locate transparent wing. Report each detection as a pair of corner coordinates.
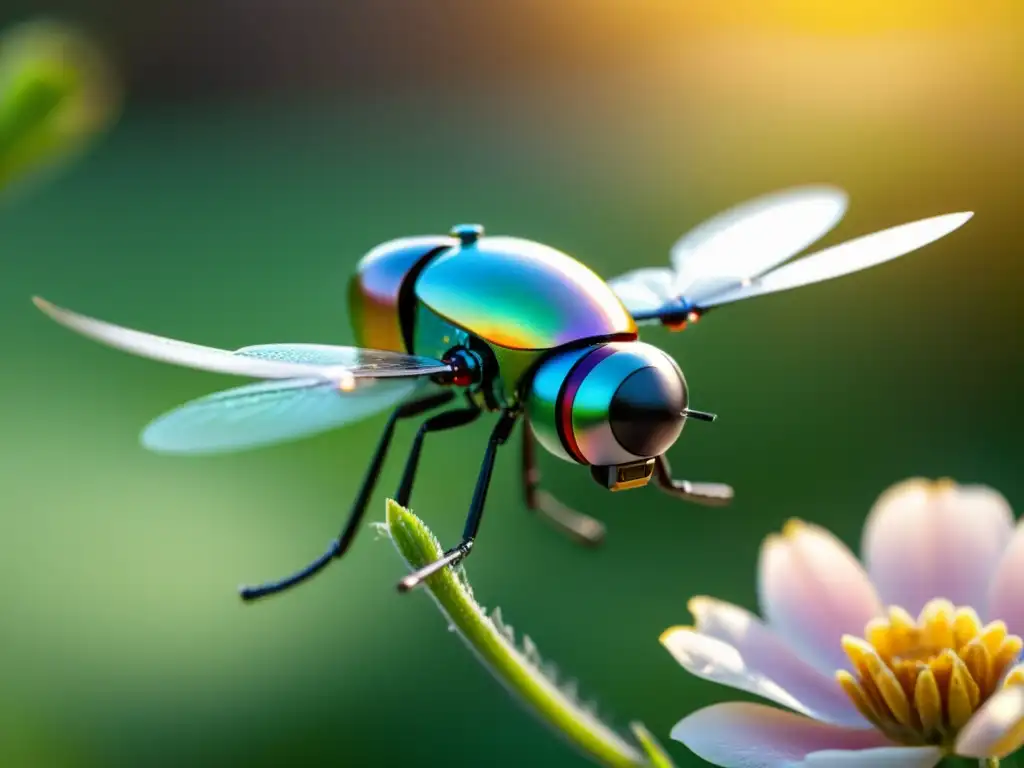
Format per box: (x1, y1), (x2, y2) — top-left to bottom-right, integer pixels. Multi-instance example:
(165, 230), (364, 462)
(232, 343), (452, 377)
(696, 211), (973, 309)
(141, 376), (421, 455)
(671, 186), (849, 303)
(604, 186), (848, 317)
(606, 267), (679, 314)
(33, 297), (452, 381)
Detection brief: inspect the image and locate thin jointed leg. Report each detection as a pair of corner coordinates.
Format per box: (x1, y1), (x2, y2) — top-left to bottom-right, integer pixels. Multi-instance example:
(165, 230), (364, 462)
(521, 419), (605, 546)
(394, 402), (481, 507)
(238, 390), (456, 602)
(397, 409), (519, 592)
(652, 453), (734, 506)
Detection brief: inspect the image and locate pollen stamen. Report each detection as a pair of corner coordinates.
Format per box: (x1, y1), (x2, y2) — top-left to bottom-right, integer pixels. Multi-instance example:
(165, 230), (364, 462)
(837, 598), (1024, 748)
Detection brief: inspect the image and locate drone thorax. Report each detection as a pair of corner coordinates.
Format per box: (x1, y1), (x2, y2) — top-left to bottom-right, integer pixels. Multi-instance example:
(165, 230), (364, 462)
(413, 230), (638, 352)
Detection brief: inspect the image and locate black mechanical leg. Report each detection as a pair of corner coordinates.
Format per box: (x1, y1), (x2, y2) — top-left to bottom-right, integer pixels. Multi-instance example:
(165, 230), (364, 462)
(239, 390), (456, 602)
(394, 402), (482, 508)
(397, 409), (519, 592)
(652, 454), (734, 506)
(521, 419), (605, 546)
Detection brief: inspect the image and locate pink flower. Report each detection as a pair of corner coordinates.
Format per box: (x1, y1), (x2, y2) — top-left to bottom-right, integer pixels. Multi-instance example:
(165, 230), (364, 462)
(662, 479), (1024, 767)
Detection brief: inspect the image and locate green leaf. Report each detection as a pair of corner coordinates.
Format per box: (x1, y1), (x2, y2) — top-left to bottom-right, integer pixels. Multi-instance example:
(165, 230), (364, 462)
(0, 19), (120, 195)
(381, 499), (676, 768)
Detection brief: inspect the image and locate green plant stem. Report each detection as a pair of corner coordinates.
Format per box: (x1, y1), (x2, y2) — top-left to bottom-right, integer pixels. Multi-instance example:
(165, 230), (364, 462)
(382, 499), (674, 768)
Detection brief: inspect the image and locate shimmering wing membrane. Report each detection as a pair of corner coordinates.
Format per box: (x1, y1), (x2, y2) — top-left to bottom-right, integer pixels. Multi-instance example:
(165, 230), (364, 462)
(234, 343), (452, 378)
(33, 297), (342, 380)
(606, 186), (848, 317)
(604, 188), (972, 323)
(695, 212), (974, 309)
(607, 267), (679, 314)
(671, 186), (849, 299)
(34, 302), (455, 453)
(33, 297), (453, 381)
(142, 376), (421, 455)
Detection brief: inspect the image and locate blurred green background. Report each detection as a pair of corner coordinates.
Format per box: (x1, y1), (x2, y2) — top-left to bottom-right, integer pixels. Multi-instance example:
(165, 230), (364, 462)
(1, 1), (1023, 765)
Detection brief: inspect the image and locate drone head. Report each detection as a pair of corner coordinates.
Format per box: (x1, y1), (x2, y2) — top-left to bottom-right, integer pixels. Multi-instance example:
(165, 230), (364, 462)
(527, 341), (713, 491)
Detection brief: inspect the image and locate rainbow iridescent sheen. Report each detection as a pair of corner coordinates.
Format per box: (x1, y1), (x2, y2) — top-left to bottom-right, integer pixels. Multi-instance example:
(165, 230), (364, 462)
(525, 345), (594, 462)
(415, 236), (637, 351)
(570, 342), (681, 465)
(526, 341), (688, 466)
(348, 235), (456, 352)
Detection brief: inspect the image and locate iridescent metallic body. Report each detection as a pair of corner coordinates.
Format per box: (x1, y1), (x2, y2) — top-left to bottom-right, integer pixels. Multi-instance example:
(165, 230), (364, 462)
(414, 235), (638, 351)
(346, 228), (689, 469)
(348, 230), (688, 469)
(524, 345), (592, 462)
(347, 235), (456, 352)
(348, 230), (651, 438)
(573, 342), (687, 464)
(525, 341), (688, 466)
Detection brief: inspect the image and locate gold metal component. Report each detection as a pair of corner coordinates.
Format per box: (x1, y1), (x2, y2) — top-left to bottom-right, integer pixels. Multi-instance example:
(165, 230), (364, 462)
(593, 459), (655, 491)
(836, 599), (1024, 748)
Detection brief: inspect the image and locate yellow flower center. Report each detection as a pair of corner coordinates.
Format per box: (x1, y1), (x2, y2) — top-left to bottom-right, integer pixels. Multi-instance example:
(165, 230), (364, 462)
(837, 598), (1024, 748)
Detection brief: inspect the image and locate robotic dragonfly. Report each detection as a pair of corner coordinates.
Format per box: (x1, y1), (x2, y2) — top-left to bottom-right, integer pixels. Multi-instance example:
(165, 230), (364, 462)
(32, 186), (973, 599)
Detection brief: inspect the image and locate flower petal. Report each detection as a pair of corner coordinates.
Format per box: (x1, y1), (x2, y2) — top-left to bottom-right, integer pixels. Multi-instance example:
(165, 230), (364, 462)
(671, 702), (897, 768)
(862, 479), (1014, 619)
(661, 597), (866, 726)
(797, 747), (942, 767)
(1004, 663), (1024, 687)
(954, 685), (1024, 758)
(758, 520), (882, 674)
(988, 519), (1024, 637)
(661, 629), (816, 721)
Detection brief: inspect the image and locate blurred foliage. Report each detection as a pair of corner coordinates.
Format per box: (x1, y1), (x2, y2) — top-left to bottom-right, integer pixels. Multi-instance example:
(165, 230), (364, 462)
(0, 19), (119, 197)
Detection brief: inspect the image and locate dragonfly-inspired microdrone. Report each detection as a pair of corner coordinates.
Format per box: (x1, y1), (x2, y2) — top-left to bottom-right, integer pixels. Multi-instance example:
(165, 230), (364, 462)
(32, 186), (972, 600)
